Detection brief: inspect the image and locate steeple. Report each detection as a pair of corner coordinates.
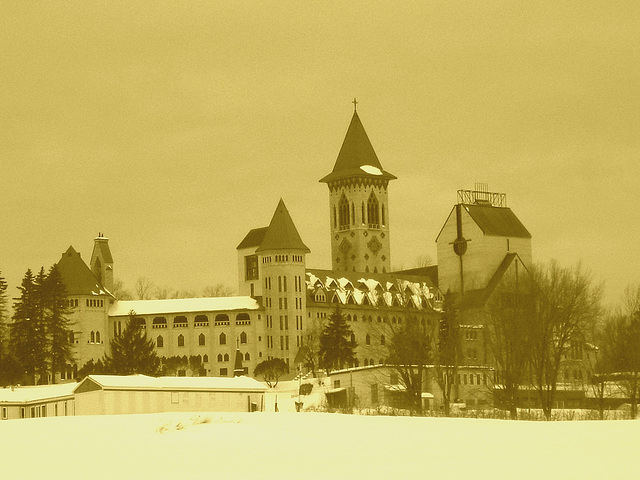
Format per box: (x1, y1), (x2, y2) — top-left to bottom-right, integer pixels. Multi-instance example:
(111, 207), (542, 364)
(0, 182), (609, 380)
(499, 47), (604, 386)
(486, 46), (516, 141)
(321, 107), (395, 274)
(256, 199), (310, 253)
(90, 234), (114, 293)
(320, 110), (396, 184)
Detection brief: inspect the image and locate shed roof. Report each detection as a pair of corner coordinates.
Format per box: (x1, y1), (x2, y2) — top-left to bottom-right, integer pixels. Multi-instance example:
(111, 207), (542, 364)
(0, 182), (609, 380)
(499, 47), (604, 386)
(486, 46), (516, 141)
(109, 296), (260, 317)
(464, 204), (531, 238)
(74, 375), (267, 393)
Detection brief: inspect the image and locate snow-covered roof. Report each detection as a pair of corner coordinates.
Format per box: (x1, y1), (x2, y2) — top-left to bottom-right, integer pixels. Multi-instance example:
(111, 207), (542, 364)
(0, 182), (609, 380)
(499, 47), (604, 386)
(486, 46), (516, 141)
(109, 296), (261, 317)
(75, 375), (267, 393)
(305, 269), (442, 311)
(0, 382), (77, 404)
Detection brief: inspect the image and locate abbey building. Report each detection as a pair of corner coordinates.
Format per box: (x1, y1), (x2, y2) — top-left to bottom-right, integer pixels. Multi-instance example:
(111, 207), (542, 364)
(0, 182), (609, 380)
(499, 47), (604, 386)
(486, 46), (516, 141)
(55, 108), (535, 396)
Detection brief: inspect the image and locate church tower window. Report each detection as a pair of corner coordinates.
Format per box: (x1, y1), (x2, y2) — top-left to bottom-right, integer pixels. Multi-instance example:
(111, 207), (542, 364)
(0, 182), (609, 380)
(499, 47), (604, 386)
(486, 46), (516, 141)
(382, 204), (386, 226)
(367, 192), (380, 228)
(339, 194), (350, 230)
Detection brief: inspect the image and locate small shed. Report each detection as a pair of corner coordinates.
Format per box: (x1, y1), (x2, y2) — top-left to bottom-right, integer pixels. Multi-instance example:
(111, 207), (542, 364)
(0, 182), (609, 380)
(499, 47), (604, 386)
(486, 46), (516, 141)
(0, 383), (76, 420)
(73, 375), (267, 415)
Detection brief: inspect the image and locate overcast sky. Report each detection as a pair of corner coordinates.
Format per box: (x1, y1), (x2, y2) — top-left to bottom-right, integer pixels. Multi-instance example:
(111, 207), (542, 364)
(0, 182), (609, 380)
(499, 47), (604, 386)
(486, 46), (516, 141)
(1, 2), (638, 307)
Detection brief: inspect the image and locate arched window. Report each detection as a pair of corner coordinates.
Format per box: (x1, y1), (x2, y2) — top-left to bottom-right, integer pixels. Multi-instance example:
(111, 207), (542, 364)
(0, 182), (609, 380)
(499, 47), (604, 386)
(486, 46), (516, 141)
(367, 192), (380, 228)
(236, 312), (250, 322)
(157, 335), (164, 348)
(203, 354), (209, 363)
(381, 203), (385, 225)
(217, 353), (223, 362)
(361, 202), (365, 224)
(338, 193), (350, 229)
(224, 353), (229, 362)
(244, 352), (251, 361)
(219, 332), (227, 345)
(366, 334), (371, 346)
(95, 331), (100, 343)
(152, 317), (167, 328)
(174, 316), (187, 327)
(364, 359), (369, 366)
(380, 335), (386, 346)
(240, 331), (248, 344)
(199, 333), (206, 346)
(354, 358), (359, 367)
(215, 314), (229, 324)
(178, 334), (185, 347)
(90, 331), (95, 343)
(195, 314), (209, 326)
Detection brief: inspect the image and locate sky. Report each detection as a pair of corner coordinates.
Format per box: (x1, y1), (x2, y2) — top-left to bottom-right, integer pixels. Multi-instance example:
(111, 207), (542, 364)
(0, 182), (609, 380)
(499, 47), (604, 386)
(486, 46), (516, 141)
(1, 2), (639, 307)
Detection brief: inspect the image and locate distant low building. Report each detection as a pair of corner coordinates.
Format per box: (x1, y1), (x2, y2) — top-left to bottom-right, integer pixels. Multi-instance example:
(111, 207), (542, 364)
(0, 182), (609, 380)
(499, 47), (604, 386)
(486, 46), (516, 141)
(0, 383), (76, 420)
(73, 375), (267, 415)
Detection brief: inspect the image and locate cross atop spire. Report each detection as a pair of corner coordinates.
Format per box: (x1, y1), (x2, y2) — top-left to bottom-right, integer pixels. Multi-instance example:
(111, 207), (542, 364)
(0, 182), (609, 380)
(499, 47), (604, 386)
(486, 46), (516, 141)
(352, 97), (358, 112)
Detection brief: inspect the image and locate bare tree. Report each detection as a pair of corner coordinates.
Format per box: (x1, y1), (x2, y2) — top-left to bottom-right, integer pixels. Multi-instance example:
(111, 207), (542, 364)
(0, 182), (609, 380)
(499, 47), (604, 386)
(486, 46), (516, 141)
(598, 285), (640, 419)
(414, 254), (434, 268)
(154, 286), (174, 300)
(485, 267), (537, 419)
(111, 279), (133, 300)
(134, 277), (155, 300)
(530, 261), (602, 420)
(432, 294), (462, 416)
(202, 284), (234, 297)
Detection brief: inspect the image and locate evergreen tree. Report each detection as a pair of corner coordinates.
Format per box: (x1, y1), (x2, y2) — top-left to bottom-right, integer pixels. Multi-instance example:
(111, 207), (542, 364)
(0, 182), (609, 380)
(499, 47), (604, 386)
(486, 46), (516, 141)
(319, 305), (356, 372)
(11, 269), (47, 384)
(104, 310), (160, 375)
(0, 270), (7, 356)
(44, 265), (74, 383)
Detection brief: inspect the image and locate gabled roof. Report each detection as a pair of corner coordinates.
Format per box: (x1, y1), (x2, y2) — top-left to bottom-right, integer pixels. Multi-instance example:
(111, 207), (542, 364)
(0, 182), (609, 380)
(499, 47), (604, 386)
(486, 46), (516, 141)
(0, 383), (77, 404)
(236, 227), (268, 250)
(454, 253), (532, 309)
(56, 246), (111, 296)
(464, 204), (531, 238)
(73, 374), (267, 393)
(435, 203), (531, 242)
(255, 200), (310, 253)
(320, 111), (396, 183)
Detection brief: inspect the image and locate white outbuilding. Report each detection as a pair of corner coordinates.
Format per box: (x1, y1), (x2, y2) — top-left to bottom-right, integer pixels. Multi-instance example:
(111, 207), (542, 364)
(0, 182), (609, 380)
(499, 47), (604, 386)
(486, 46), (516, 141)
(73, 374), (267, 415)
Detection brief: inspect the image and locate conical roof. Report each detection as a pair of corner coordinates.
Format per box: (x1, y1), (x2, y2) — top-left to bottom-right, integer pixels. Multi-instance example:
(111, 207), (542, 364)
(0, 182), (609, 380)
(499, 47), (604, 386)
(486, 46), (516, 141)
(255, 199), (310, 253)
(57, 246), (111, 296)
(320, 111), (396, 183)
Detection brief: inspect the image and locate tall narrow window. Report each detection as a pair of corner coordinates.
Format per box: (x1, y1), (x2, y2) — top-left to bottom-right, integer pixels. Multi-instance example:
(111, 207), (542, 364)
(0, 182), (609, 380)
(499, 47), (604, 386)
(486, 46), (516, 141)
(361, 202), (365, 224)
(351, 203), (355, 225)
(199, 333), (206, 346)
(367, 192), (380, 228)
(178, 334), (185, 347)
(157, 335), (164, 348)
(381, 204), (386, 226)
(90, 331), (95, 343)
(219, 332), (227, 345)
(240, 331), (248, 344)
(95, 331), (100, 343)
(333, 206), (337, 229)
(338, 194), (350, 229)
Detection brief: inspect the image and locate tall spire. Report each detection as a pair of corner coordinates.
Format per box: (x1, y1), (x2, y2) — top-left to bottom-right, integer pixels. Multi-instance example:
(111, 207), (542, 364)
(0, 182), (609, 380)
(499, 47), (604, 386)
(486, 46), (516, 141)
(320, 109), (396, 184)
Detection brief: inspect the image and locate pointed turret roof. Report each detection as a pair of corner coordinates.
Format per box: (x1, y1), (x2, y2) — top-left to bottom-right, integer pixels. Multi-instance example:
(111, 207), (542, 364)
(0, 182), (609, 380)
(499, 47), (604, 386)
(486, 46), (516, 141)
(255, 199), (310, 253)
(56, 246), (112, 296)
(320, 111), (396, 183)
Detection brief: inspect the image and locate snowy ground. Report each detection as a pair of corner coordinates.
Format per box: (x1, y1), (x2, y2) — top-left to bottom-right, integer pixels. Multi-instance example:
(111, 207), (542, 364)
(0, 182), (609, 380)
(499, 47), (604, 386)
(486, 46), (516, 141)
(1, 410), (639, 479)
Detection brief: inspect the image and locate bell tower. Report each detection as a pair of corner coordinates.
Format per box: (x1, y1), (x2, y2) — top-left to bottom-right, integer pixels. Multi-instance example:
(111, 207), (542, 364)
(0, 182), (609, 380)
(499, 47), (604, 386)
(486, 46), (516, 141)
(320, 102), (396, 274)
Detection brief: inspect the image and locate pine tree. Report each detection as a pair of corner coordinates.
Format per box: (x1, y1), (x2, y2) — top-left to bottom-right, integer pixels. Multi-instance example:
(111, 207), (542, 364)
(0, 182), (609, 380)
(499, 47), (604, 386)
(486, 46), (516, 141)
(44, 265), (74, 383)
(319, 305), (356, 372)
(11, 269), (47, 384)
(104, 310), (160, 375)
(0, 271), (8, 356)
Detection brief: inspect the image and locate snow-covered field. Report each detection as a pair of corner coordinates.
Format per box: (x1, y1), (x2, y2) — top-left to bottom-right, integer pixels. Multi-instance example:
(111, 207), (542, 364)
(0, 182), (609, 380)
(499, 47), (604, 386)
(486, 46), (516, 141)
(1, 410), (639, 479)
